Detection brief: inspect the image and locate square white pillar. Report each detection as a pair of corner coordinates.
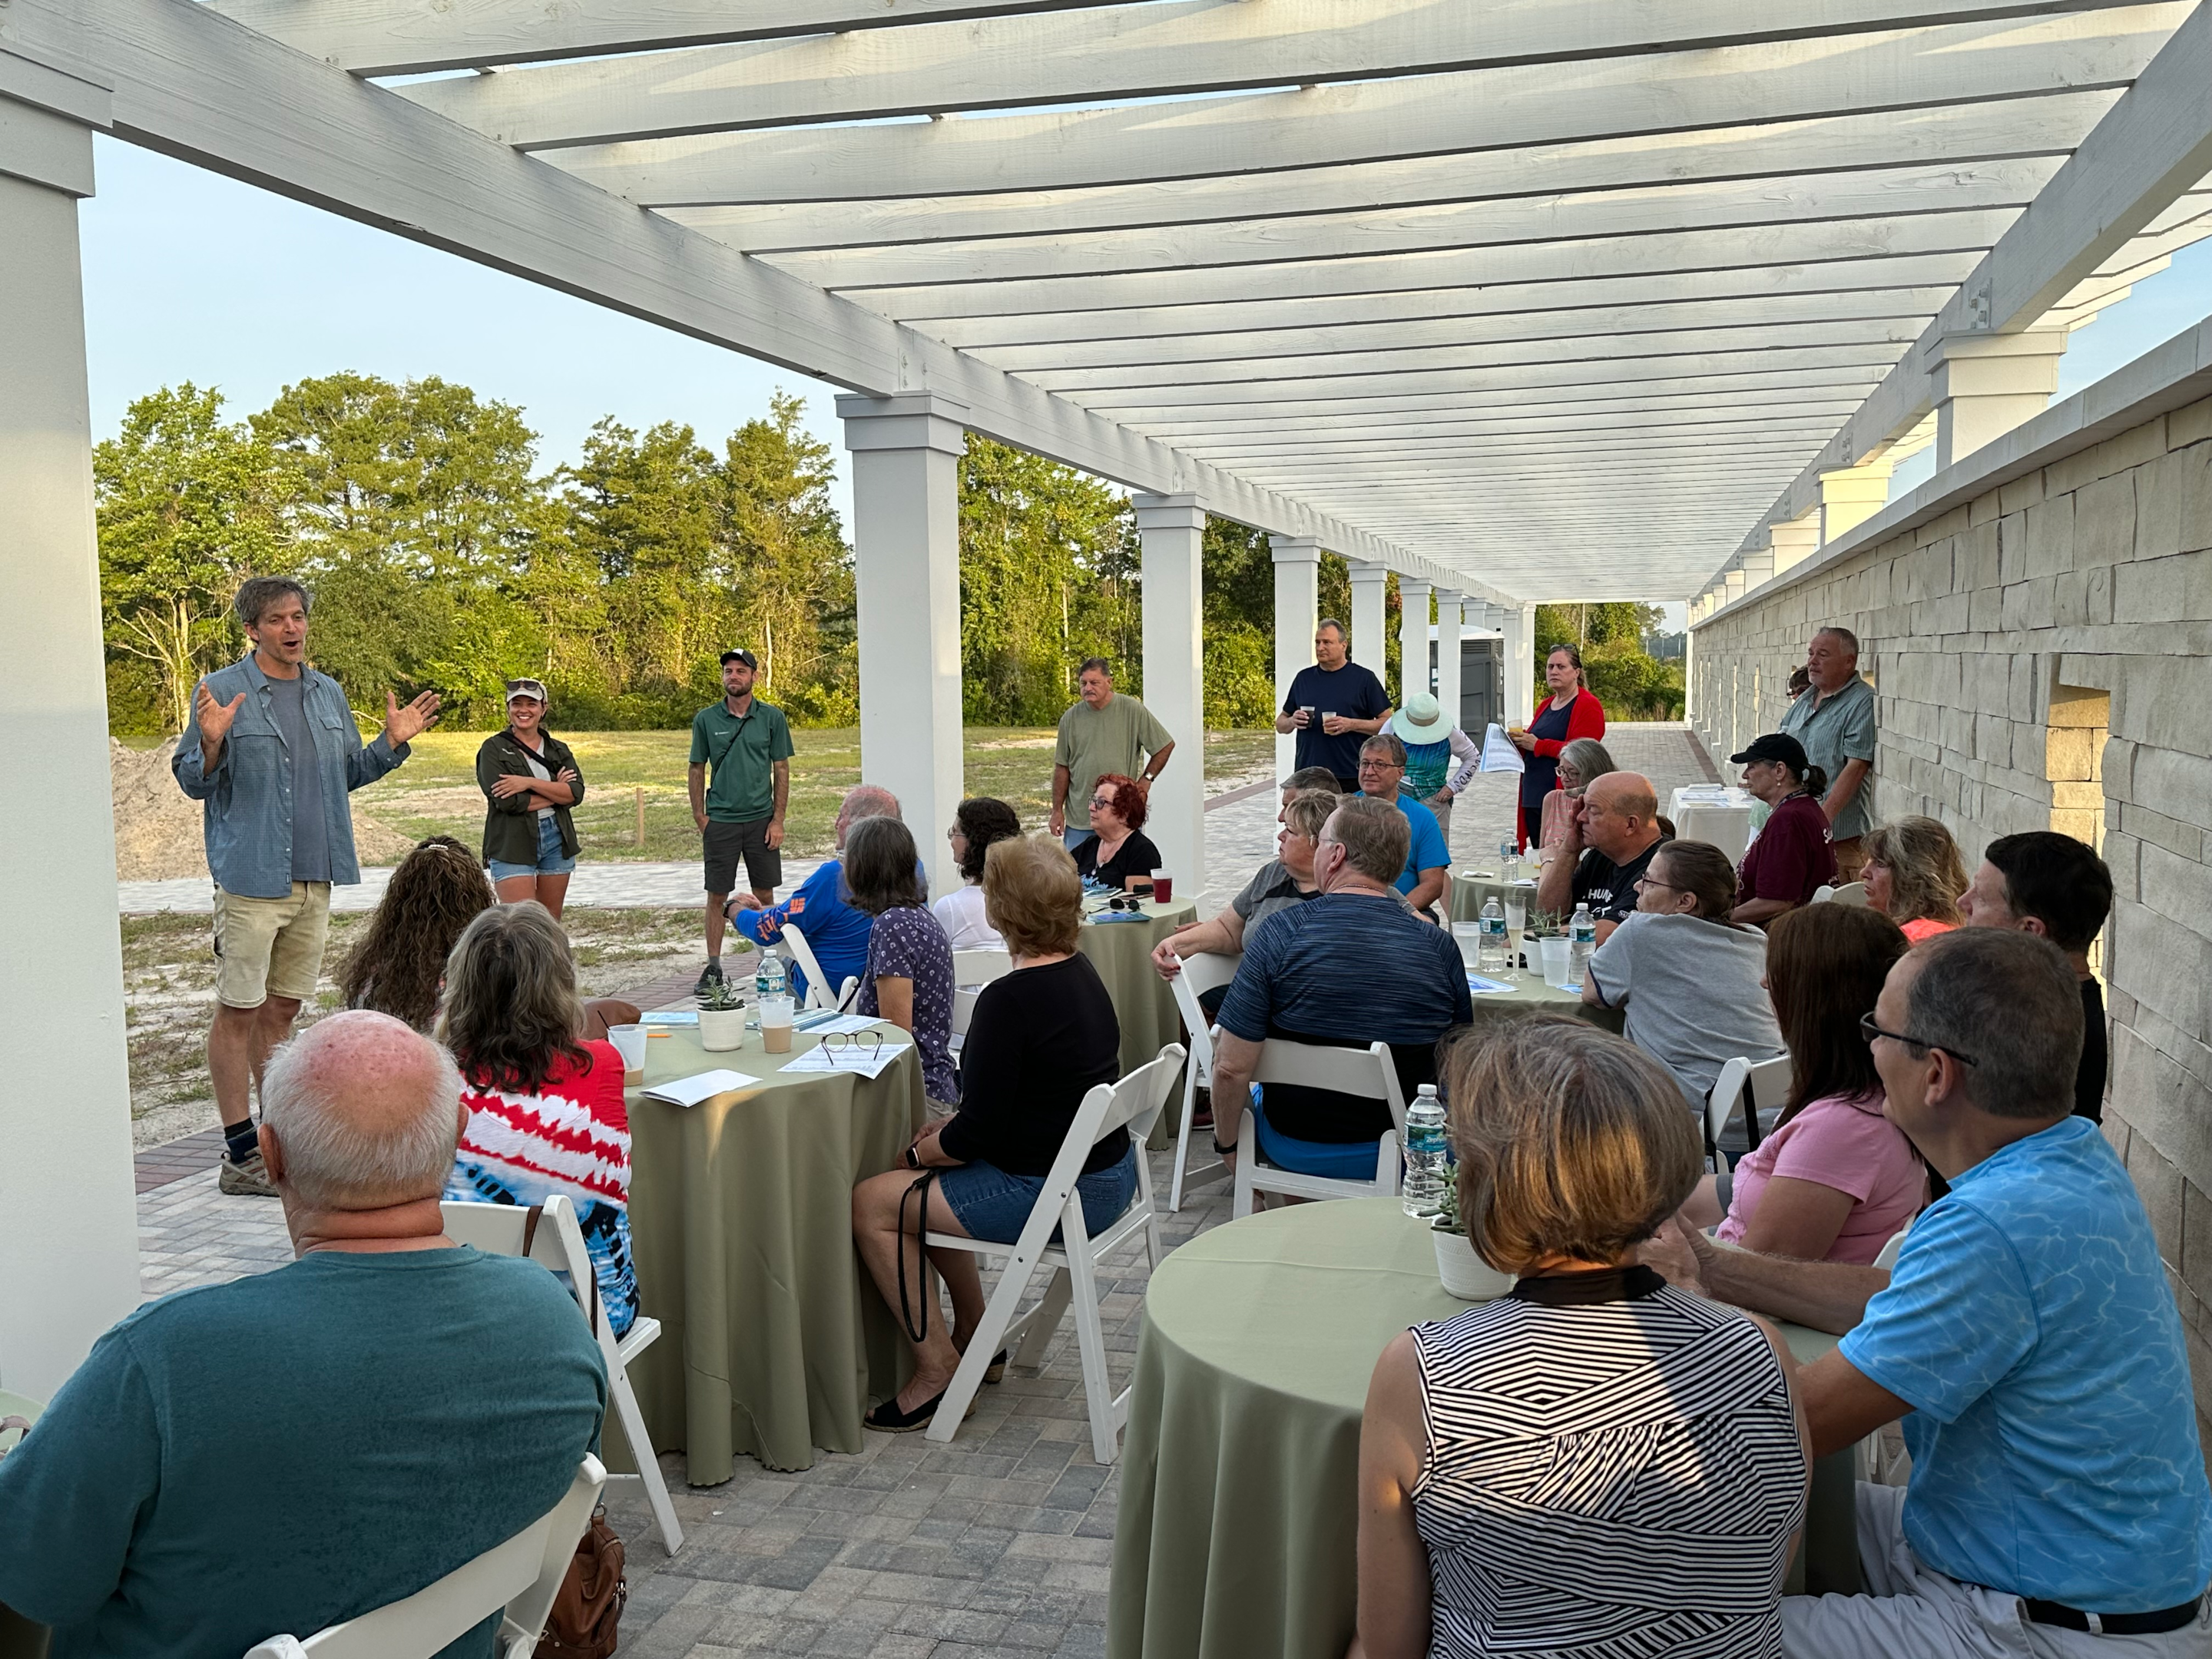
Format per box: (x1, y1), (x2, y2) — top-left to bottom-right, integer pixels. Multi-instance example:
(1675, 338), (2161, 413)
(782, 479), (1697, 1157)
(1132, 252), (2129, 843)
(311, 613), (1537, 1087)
(1269, 535), (1321, 781)
(0, 68), (143, 1402)
(1819, 459), (1894, 545)
(1770, 515), (1820, 576)
(1396, 578), (1432, 709)
(1503, 604), (1537, 727)
(836, 392), (969, 897)
(1741, 547), (1776, 588)
(1347, 561), (1389, 680)
(1134, 492), (1206, 901)
(1932, 331), (2068, 469)
(1433, 590), (1464, 728)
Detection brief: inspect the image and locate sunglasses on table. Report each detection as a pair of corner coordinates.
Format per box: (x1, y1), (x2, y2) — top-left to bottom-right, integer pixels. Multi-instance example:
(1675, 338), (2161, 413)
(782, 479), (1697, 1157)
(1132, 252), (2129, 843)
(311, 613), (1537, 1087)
(1858, 1013), (1980, 1068)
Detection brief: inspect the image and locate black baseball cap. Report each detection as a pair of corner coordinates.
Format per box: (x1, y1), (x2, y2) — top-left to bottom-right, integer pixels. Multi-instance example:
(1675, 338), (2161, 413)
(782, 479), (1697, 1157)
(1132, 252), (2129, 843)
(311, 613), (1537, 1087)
(1730, 733), (1811, 771)
(719, 648), (758, 668)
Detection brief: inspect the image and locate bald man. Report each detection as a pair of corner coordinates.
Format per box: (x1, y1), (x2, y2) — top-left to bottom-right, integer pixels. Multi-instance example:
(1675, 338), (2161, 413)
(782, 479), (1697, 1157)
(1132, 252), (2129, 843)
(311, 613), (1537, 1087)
(0, 1012), (608, 1658)
(1535, 770), (1670, 943)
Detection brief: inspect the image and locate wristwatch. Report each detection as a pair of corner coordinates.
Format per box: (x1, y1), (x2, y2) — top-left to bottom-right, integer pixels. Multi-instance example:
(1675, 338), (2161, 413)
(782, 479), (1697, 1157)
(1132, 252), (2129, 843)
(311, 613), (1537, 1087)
(904, 1144), (922, 1170)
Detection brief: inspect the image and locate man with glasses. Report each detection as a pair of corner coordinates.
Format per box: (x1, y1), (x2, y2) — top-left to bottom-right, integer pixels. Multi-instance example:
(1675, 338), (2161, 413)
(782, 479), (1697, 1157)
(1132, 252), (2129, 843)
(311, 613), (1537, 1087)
(1646, 929), (2211, 1657)
(689, 647), (794, 997)
(1275, 619), (1393, 792)
(1354, 733), (1449, 918)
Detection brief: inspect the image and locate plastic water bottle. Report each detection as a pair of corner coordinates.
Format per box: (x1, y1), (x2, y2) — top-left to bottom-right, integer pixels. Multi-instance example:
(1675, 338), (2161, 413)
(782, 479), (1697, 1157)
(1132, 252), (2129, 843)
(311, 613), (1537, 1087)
(1569, 902), (1598, 982)
(1402, 1084), (1449, 1219)
(1478, 896), (1508, 975)
(756, 951), (785, 1005)
(1499, 837), (1520, 883)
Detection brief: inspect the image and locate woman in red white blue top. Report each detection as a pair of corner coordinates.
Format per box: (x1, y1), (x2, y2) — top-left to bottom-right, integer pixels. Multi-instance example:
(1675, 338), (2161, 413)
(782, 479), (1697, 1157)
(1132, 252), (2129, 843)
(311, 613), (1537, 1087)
(437, 901), (638, 1336)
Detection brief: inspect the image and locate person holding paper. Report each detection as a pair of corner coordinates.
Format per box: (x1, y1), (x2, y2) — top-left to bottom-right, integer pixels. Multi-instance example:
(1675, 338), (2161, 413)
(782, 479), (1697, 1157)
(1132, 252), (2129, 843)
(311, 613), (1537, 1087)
(1509, 644), (1606, 851)
(844, 816), (959, 1112)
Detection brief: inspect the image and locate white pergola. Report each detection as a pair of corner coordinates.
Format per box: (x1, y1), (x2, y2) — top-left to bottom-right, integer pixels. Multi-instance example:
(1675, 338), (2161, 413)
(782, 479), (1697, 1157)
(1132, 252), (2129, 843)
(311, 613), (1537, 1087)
(3, 0), (2209, 1396)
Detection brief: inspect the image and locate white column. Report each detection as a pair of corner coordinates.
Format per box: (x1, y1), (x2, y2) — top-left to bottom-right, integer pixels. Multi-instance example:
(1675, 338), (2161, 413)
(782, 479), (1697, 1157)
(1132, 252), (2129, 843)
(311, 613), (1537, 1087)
(1433, 590), (1464, 727)
(0, 60), (142, 1402)
(1932, 331), (2069, 469)
(1134, 492), (1206, 902)
(1503, 604), (1538, 727)
(1346, 560), (1390, 681)
(1740, 545), (1776, 588)
(1396, 578), (1432, 708)
(1724, 568), (1749, 606)
(1818, 459), (1895, 545)
(836, 392), (968, 897)
(1269, 535), (1321, 781)
(1771, 515), (1821, 576)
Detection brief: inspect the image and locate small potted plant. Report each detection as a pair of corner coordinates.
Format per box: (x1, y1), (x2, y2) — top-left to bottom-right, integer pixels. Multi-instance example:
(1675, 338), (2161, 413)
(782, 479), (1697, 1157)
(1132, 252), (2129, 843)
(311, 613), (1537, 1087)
(1430, 1181), (1516, 1301)
(697, 977), (748, 1052)
(1525, 909), (1572, 989)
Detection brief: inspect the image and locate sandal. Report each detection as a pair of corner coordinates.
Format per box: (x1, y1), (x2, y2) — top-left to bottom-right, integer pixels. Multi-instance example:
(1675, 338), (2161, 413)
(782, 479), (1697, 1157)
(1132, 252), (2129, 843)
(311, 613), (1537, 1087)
(864, 1385), (980, 1433)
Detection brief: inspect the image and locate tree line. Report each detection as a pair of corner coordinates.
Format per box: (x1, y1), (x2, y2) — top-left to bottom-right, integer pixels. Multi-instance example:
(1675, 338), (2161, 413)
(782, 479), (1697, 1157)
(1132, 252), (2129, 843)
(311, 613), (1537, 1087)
(95, 373), (1678, 736)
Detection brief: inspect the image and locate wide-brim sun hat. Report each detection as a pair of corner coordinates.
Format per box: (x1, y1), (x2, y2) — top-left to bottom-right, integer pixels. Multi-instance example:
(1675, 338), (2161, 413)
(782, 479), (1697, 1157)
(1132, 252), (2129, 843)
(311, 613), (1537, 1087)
(1392, 692), (1450, 743)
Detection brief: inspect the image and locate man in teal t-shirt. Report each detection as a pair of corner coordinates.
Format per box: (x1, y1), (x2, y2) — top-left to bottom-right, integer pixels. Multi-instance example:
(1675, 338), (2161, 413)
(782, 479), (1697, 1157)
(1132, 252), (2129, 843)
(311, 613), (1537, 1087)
(0, 1013), (608, 1659)
(688, 647), (796, 996)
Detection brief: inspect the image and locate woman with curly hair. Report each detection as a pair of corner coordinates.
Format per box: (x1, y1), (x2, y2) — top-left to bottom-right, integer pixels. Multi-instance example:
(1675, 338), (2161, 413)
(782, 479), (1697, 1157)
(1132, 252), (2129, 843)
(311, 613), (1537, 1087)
(1070, 773), (1161, 891)
(933, 796), (1024, 950)
(335, 836), (493, 1031)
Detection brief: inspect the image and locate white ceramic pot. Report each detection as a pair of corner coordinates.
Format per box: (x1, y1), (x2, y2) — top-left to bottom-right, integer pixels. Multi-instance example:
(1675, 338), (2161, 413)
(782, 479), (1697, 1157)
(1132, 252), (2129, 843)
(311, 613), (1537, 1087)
(1432, 1227), (1516, 1301)
(698, 1007), (747, 1053)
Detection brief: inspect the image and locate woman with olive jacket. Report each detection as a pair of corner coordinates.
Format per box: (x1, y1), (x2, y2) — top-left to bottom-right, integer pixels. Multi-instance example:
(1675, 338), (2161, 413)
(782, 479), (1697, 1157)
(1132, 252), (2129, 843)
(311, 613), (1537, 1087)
(477, 678), (585, 919)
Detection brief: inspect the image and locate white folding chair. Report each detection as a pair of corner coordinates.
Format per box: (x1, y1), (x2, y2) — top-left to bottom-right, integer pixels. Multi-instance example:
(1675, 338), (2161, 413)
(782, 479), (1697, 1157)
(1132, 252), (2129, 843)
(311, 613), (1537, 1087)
(949, 949), (1015, 1057)
(1164, 952), (1243, 1211)
(1231, 1039), (1407, 1218)
(1826, 881), (1869, 907)
(1850, 1223), (1916, 1485)
(442, 1197), (684, 1557)
(1704, 1054), (1791, 1175)
(1812, 884), (1836, 904)
(781, 922), (858, 1012)
(242, 1455), (604, 1658)
(922, 1045), (1186, 1465)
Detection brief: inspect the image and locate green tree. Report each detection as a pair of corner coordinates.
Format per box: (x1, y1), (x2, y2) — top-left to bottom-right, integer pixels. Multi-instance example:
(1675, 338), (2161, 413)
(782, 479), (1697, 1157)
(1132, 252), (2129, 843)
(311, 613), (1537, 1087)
(95, 384), (289, 733)
(727, 393), (857, 725)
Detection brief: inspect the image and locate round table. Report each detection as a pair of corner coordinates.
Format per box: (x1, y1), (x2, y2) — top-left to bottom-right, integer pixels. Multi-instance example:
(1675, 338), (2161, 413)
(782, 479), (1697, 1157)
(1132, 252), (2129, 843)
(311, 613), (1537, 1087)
(1449, 869), (1544, 924)
(624, 1023), (924, 1480)
(1108, 1199), (1853, 1659)
(1081, 898), (1197, 1081)
(1464, 970), (1624, 1035)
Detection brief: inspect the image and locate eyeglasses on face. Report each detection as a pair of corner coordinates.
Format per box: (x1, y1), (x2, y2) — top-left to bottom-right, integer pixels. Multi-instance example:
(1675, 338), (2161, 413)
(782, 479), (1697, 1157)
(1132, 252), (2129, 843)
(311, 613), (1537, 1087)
(1859, 1012), (1979, 1068)
(1088, 794), (1114, 809)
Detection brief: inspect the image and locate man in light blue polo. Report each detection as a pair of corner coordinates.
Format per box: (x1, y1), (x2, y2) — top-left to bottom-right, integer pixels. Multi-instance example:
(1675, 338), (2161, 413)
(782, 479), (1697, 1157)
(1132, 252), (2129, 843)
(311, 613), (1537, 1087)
(1354, 733), (1449, 919)
(1778, 624), (1876, 881)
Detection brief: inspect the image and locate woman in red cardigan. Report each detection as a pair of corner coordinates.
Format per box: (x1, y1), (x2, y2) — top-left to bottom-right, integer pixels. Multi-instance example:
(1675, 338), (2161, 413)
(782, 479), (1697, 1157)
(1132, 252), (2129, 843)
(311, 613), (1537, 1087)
(1511, 644), (1606, 849)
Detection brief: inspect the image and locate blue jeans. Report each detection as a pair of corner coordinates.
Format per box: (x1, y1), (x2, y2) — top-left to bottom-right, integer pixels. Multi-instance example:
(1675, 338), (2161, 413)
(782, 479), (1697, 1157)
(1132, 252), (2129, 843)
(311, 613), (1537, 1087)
(488, 813), (576, 882)
(938, 1145), (1140, 1244)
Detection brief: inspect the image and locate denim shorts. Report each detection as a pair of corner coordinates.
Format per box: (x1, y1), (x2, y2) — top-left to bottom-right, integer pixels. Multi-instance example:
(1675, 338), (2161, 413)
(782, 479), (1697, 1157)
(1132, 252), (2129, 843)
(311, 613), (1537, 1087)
(488, 813), (576, 882)
(938, 1144), (1139, 1245)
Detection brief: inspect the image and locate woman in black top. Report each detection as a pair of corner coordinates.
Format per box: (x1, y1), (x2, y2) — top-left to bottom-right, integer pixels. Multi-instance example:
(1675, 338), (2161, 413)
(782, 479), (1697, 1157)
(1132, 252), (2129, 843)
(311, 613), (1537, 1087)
(475, 677), (584, 919)
(1071, 773), (1162, 890)
(850, 833), (1132, 1432)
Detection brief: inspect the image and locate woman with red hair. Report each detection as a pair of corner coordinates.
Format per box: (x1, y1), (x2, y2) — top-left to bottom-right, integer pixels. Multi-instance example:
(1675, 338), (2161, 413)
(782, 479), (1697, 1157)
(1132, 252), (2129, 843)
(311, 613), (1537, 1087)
(1071, 773), (1161, 890)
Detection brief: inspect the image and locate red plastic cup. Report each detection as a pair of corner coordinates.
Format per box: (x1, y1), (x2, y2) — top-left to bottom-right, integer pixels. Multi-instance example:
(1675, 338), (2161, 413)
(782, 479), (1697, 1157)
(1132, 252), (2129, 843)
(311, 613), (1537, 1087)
(1151, 869), (1174, 904)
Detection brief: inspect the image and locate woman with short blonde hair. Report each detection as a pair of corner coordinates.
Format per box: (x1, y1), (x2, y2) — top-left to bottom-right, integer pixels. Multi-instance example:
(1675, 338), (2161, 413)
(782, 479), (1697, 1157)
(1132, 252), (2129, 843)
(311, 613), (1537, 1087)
(1355, 1018), (1808, 1658)
(851, 833), (1131, 1432)
(1862, 815), (1969, 941)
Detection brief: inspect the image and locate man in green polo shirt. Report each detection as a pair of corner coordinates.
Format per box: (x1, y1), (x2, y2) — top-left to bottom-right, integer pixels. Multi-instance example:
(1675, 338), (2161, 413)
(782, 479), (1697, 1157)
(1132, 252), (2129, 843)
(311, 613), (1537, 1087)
(688, 648), (794, 996)
(1049, 657), (1176, 851)
(1777, 624), (1877, 881)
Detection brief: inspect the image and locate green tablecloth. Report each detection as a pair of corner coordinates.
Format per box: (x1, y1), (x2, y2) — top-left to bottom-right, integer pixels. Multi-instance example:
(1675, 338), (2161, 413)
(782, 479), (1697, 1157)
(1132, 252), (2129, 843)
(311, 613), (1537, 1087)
(1081, 899), (1197, 1147)
(1449, 869), (1544, 923)
(1108, 1199), (1853, 1659)
(1464, 971), (1625, 1035)
(624, 1023), (925, 1482)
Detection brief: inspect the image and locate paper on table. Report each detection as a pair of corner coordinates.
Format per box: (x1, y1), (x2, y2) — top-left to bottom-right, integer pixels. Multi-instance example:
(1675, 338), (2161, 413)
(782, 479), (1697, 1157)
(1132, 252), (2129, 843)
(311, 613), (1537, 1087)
(639, 1068), (760, 1107)
(795, 1012), (886, 1035)
(1465, 974), (1518, 995)
(640, 1009), (698, 1025)
(1478, 724), (1525, 774)
(780, 1041), (910, 1080)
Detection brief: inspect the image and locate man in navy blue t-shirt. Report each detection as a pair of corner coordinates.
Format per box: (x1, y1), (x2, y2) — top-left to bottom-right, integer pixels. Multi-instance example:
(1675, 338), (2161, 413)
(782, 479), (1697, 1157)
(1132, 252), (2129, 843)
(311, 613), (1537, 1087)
(1273, 618), (1393, 790)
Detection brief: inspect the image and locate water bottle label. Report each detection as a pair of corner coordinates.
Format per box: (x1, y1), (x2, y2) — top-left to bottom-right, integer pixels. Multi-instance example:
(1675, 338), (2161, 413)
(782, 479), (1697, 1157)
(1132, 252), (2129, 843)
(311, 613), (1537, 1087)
(1408, 1125), (1446, 1157)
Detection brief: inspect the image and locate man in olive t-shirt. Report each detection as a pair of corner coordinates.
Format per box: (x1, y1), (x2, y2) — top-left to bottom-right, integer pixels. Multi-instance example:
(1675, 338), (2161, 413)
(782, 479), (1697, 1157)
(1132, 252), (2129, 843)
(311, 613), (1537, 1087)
(1051, 657), (1176, 849)
(688, 647), (795, 995)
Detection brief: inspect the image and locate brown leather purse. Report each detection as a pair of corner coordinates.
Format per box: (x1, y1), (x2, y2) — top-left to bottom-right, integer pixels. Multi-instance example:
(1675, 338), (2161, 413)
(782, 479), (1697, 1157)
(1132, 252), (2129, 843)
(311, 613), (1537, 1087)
(534, 1502), (625, 1658)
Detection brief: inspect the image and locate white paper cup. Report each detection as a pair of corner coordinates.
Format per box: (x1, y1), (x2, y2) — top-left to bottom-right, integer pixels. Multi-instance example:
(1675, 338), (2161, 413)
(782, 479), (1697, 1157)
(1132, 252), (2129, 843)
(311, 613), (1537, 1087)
(760, 994), (795, 1053)
(608, 1022), (647, 1083)
(1450, 922), (1482, 968)
(1538, 935), (1573, 989)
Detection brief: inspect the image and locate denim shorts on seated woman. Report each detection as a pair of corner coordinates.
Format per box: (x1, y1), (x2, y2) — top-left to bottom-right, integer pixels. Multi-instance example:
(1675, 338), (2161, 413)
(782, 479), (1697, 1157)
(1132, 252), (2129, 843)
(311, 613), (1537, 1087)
(938, 1144), (1139, 1245)
(488, 813), (576, 882)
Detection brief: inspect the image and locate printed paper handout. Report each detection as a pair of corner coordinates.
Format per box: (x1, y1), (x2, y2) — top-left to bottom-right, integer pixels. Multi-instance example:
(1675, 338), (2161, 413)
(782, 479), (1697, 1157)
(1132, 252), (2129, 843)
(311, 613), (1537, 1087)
(1478, 724), (1526, 774)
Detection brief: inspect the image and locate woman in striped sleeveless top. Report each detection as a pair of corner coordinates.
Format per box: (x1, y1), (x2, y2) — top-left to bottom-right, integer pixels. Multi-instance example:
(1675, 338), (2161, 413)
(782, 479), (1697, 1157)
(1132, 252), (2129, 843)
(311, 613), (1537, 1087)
(1356, 1017), (1810, 1658)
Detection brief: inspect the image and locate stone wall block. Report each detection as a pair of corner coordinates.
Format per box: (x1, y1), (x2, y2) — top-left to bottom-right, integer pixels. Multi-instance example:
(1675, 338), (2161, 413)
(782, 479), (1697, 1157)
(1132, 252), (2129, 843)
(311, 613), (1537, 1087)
(2184, 1181), (2212, 1310)
(2116, 655), (2212, 760)
(2024, 496), (2076, 578)
(1999, 471), (2047, 517)
(2127, 1128), (2186, 1268)
(2129, 747), (2212, 826)
(2074, 472), (2137, 571)
(2172, 397), (2212, 449)
(2177, 439), (2212, 558)
(2111, 1019), (2212, 1191)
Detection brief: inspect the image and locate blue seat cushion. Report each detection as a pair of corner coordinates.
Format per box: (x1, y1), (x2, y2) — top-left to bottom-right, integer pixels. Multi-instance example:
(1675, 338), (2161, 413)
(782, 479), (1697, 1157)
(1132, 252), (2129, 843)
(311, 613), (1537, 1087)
(1250, 1094), (1383, 1181)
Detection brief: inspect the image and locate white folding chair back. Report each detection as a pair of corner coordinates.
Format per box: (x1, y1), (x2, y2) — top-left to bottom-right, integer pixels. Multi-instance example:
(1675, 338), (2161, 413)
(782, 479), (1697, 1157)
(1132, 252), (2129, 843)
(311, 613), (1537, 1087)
(442, 1197), (684, 1557)
(1704, 1054), (1792, 1174)
(1165, 952), (1243, 1211)
(922, 1045), (1186, 1465)
(1872, 1224), (1911, 1271)
(1812, 884), (1836, 904)
(1232, 1039), (1407, 1218)
(1826, 881), (1869, 907)
(1854, 1218), (1916, 1485)
(780, 923), (856, 1012)
(242, 1455), (604, 1659)
(949, 949), (1015, 1049)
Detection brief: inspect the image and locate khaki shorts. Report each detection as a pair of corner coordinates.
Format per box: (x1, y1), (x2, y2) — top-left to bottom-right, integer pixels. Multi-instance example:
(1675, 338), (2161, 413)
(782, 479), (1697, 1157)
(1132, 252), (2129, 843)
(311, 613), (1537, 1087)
(213, 882), (333, 1008)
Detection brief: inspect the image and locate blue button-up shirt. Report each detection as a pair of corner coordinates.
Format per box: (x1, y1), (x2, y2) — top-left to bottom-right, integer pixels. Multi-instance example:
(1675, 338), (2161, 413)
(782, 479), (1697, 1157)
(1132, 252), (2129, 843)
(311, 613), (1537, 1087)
(171, 655), (409, 898)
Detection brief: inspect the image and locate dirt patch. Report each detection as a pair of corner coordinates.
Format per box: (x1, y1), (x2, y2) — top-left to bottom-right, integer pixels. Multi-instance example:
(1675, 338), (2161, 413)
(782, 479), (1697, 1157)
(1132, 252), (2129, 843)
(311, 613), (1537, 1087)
(111, 737), (418, 881)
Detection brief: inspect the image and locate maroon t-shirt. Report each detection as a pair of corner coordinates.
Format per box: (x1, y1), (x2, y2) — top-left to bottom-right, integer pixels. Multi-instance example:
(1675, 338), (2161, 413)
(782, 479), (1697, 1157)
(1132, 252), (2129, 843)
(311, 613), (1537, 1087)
(1737, 792), (1836, 906)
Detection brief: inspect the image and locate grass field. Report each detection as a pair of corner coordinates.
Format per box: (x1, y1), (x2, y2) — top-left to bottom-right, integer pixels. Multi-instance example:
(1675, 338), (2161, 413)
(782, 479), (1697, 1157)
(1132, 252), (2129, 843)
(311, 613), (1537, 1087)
(326, 725), (1273, 861)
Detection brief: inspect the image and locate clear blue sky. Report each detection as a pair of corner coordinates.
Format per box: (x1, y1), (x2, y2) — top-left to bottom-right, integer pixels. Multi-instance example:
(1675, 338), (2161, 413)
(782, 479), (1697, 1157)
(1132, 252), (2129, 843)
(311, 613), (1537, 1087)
(81, 134), (2211, 634)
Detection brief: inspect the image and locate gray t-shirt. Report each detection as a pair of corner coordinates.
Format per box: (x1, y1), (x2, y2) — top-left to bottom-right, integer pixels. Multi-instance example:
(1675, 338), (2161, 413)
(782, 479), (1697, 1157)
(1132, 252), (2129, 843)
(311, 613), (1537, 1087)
(1230, 858), (1320, 937)
(1585, 911), (1784, 1110)
(267, 674), (331, 882)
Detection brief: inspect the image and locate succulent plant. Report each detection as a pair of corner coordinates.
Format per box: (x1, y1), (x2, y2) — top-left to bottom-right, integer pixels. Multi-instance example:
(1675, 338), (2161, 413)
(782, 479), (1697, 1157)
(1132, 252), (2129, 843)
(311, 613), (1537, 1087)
(698, 978), (746, 1012)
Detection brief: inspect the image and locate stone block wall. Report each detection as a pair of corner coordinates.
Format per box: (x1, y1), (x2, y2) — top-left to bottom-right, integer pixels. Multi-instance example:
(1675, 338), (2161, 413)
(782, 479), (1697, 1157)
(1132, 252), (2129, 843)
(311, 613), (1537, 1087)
(1690, 392), (2212, 1445)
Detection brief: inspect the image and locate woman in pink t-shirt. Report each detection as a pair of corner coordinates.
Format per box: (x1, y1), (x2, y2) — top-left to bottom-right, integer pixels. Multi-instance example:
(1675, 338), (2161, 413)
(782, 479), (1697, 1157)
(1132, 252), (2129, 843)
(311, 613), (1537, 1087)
(1687, 903), (1926, 1264)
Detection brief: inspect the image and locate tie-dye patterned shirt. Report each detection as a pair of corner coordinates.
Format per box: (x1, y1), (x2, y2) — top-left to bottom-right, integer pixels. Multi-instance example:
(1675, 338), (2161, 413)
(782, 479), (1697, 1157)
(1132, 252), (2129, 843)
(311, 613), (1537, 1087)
(446, 1039), (639, 1337)
(1839, 1114), (2212, 1611)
